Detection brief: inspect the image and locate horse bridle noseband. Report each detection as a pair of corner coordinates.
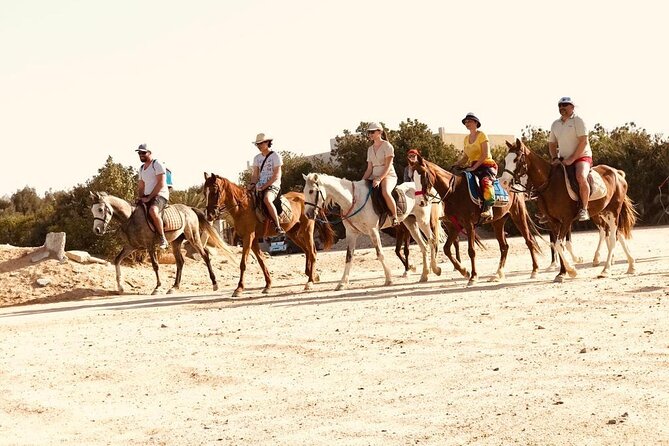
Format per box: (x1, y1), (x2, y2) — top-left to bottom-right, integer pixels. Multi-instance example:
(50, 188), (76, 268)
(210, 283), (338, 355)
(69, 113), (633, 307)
(304, 184), (327, 213)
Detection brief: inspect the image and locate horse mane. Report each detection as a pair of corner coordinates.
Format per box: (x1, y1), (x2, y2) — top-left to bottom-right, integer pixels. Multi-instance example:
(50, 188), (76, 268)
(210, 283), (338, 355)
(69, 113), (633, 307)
(208, 174), (251, 207)
(307, 173), (353, 208)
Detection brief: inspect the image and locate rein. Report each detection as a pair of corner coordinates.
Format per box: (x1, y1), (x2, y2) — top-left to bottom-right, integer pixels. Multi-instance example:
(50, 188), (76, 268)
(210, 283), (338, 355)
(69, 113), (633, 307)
(310, 180), (373, 225)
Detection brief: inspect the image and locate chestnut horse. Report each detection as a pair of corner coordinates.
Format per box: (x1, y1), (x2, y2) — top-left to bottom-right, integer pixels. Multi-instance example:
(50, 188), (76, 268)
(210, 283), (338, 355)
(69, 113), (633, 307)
(499, 139), (636, 282)
(203, 173), (335, 297)
(413, 155), (541, 286)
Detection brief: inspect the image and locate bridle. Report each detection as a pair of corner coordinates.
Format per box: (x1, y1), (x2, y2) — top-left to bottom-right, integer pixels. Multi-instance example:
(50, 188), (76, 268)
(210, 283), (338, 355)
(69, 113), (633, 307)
(503, 149), (536, 194)
(305, 179), (372, 225)
(304, 183), (327, 213)
(93, 201), (113, 233)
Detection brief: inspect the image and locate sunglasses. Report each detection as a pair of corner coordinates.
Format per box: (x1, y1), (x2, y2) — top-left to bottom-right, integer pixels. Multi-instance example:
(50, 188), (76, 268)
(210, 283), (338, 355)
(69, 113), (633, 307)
(367, 130), (379, 134)
(558, 103), (572, 107)
(255, 142), (267, 147)
(137, 151), (148, 155)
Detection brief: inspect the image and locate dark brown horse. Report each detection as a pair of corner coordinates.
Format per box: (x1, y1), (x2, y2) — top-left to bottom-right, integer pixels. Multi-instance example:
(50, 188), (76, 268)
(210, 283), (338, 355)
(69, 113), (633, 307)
(203, 173), (335, 297)
(413, 155), (541, 286)
(499, 139), (636, 282)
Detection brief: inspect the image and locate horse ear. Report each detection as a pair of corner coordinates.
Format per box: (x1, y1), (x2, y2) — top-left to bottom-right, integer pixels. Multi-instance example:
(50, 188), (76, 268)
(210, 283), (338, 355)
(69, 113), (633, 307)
(515, 137), (522, 148)
(302, 173), (308, 181)
(204, 172), (210, 180)
(89, 191), (96, 201)
(505, 140), (513, 149)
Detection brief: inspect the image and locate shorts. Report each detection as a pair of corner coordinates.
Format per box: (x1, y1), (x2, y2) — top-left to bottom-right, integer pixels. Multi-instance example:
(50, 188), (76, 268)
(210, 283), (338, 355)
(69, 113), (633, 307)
(573, 156), (593, 166)
(147, 195), (168, 213)
(262, 185), (280, 202)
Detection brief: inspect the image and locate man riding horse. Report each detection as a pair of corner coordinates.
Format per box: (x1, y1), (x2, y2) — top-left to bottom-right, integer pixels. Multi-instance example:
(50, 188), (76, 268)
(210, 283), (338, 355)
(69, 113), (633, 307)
(136, 144), (169, 249)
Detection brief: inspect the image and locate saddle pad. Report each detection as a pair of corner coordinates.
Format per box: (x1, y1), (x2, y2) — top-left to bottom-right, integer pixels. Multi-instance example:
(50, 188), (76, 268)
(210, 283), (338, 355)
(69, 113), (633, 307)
(162, 206), (184, 232)
(255, 196), (293, 224)
(392, 187), (408, 216)
(561, 165), (607, 202)
(464, 172), (509, 207)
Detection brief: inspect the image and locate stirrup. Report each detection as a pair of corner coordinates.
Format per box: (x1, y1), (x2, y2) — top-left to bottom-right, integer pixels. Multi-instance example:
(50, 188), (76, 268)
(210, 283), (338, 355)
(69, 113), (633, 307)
(159, 237), (169, 249)
(577, 209), (590, 221)
(391, 217), (400, 227)
(274, 223), (285, 234)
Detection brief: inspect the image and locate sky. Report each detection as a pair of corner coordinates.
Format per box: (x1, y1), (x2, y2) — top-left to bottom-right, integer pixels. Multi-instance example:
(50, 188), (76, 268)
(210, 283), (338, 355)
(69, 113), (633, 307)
(1, 0), (667, 197)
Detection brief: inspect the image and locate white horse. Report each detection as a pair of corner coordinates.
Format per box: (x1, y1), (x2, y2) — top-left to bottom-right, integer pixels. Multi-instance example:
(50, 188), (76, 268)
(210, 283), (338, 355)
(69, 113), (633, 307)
(302, 173), (441, 291)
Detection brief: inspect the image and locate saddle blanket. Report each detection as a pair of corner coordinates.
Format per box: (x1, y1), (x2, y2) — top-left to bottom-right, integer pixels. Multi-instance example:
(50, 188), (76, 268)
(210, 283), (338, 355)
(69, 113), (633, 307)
(162, 206), (184, 232)
(464, 172), (509, 207)
(561, 164), (607, 202)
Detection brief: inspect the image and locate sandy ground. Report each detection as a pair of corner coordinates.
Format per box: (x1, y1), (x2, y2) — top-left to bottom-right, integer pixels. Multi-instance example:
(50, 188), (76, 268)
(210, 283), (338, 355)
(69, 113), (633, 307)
(1, 226), (668, 445)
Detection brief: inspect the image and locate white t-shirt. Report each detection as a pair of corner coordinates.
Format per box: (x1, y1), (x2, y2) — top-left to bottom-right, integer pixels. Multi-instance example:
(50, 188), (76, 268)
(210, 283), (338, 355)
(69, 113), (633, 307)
(549, 114), (592, 159)
(139, 160), (170, 200)
(366, 141), (397, 178)
(253, 151), (283, 188)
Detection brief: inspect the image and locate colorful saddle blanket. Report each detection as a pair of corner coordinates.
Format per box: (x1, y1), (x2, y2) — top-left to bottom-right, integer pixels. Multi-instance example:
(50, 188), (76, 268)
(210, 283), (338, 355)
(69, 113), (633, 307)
(464, 172), (509, 207)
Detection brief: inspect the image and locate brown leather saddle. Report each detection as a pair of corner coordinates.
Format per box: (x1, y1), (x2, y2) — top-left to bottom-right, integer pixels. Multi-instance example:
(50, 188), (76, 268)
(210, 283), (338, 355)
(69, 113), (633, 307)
(368, 180), (407, 227)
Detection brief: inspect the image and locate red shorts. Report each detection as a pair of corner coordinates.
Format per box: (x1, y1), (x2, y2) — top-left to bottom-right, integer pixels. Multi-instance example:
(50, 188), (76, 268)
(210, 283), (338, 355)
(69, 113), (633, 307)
(573, 156), (593, 166)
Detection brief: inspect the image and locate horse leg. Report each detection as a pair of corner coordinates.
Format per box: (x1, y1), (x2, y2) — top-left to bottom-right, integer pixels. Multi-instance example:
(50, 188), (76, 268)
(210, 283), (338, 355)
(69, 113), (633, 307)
(552, 226), (578, 282)
(489, 218), (509, 282)
(566, 229), (584, 264)
(616, 232), (636, 274)
(443, 226), (469, 279)
(148, 248), (162, 295)
(168, 236), (185, 294)
(597, 215), (617, 278)
(288, 224), (316, 291)
(418, 213), (441, 277)
(336, 233), (358, 291)
(466, 225), (478, 286)
(113, 245), (135, 294)
(509, 207), (539, 279)
(233, 235), (253, 297)
(187, 231), (219, 293)
(370, 228), (393, 286)
(251, 237), (272, 294)
(547, 231), (558, 271)
(592, 226), (605, 266)
(395, 227), (410, 278)
(405, 221), (429, 282)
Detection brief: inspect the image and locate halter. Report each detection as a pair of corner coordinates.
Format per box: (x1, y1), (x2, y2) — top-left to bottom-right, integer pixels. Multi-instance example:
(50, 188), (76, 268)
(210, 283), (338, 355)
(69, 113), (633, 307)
(93, 201), (113, 233)
(504, 149), (546, 195)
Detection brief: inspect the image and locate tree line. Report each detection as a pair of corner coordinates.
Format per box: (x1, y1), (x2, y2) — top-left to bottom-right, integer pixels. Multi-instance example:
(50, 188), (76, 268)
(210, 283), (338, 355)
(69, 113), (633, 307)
(1, 118), (667, 258)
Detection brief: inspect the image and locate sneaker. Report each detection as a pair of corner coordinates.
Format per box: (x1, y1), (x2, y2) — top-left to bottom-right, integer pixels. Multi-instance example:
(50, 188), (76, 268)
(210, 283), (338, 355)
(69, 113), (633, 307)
(577, 209), (590, 221)
(159, 237), (169, 249)
(480, 208), (493, 221)
(275, 223), (285, 235)
(391, 217), (400, 227)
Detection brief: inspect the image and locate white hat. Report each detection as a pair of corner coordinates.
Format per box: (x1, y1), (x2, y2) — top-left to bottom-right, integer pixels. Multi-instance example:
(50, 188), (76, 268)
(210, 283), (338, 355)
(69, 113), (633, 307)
(253, 133), (273, 144)
(558, 96), (574, 106)
(367, 122), (384, 132)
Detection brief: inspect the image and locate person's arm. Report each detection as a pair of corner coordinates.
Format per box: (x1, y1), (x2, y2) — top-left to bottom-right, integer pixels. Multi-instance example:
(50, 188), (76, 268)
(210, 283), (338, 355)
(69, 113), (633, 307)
(467, 141), (490, 171)
(361, 161), (373, 181)
(145, 174), (166, 200)
(259, 166), (281, 191)
(563, 135), (588, 165)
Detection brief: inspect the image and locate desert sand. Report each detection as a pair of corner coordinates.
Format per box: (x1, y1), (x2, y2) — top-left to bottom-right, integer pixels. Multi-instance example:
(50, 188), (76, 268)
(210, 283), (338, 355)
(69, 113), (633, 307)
(1, 226), (668, 445)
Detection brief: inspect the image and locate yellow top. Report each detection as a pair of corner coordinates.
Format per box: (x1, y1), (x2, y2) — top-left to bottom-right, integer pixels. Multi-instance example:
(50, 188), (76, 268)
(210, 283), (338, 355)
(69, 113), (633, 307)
(463, 131), (493, 164)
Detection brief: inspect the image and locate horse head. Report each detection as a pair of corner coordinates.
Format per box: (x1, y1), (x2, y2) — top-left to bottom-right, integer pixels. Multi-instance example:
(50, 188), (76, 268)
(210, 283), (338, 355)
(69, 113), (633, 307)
(90, 191), (113, 236)
(203, 172), (228, 221)
(500, 138), (529, 189)
(302, 173), (327, 220)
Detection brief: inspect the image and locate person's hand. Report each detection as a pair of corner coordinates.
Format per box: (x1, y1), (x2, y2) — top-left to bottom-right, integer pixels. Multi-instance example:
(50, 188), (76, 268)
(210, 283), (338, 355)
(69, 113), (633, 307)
(551, 157), (563, 166)
(465, 167), (474, 172)
(255, 184), (263, 192)
(562, 157), (572, 166)
(372, 178), (380, 188)
(140, 196), (151, 203)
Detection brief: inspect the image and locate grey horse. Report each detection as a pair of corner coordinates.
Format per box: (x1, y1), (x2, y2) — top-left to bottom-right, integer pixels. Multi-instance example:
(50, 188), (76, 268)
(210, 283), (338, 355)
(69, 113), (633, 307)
(90, 191), (234, 295)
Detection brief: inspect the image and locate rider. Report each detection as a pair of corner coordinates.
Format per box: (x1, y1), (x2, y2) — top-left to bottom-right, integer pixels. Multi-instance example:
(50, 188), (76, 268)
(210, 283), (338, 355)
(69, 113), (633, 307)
(136, 144), (170, 249)
(403, 149), (420, 183)
(454, 113), (497, 221)
(549, 96), (592, 221)
(249, 133), (285, 234)
(361, 122), (399, 226)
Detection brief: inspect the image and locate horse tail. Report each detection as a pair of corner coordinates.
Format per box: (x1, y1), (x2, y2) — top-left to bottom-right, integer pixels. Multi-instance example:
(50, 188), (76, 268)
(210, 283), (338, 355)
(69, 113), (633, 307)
(192, 207), (237, 262)
(618, 195), (637, 239)
(430, 202), (446, 244)
(315, 210), (336, 250)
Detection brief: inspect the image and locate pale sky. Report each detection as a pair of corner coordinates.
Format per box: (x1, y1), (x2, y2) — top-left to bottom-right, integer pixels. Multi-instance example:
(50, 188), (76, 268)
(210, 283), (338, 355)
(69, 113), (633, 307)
(2, 0), (667, 196)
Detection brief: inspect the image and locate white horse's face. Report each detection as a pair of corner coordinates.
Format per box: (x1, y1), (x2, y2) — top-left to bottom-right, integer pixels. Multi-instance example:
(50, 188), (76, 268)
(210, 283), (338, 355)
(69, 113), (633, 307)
(91, 201), (112, 235)
(413, 169), (430, 207)
(500, 152), (527, 188)
(302, 173), (325, 220)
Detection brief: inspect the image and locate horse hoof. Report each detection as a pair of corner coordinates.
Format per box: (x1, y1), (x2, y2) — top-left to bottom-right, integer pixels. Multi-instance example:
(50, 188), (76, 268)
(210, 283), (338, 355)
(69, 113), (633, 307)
(530, 271), (538, 279)
(117, 287), (125, 294)
(626, 267), (636, 275)
(419, 276), (428, 283)
(488, 276), (501, 283)
(262, 287), (271, 294)
(314, 274), (321, 283)
(213, 283), (219, 292)
(574, 257), (584, 264)
(433, 267), (442, 276)
(335, 283), (346, 291)
(304, 282), (313, 291)
(553, 275), (565, 283)
(592, 261), (600, 267)
(462, 270), (471, 279)
(232, 289), (242, 297)
(401, 271), (409, 278)
(597, 272), (610, 279)
(151, 289), (160, 295)
(567, 269), (578, 278)
(410, 265), (417, 272)
(167, 288), (175, 295)
(384, 280), (393, 286)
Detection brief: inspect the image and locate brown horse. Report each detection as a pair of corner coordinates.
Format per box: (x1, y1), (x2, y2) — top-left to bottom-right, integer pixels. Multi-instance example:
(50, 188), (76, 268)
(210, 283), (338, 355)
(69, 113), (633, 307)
(203, 173), (335, 297)
(413, 155), (541, 286)
(499, 139), (636, 282)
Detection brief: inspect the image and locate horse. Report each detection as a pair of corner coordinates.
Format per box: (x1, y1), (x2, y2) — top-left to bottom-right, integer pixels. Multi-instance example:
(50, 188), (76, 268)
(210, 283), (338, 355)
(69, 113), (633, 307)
(412, 155), (542, 286)
(90, 192), (230, 295)
(499, 138), (636, 281)
(203, 173), (335, 297)
(302, 173), (442, 290)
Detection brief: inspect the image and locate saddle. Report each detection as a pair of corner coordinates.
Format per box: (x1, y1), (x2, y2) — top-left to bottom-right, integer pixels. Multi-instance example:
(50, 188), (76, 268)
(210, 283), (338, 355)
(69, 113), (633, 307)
(368, 180), (408, 227)
(141, 203), (184, 233)
(463, 172), (509, 208)
(561, 164), (607, 203)
(253, 190), (293, 225)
